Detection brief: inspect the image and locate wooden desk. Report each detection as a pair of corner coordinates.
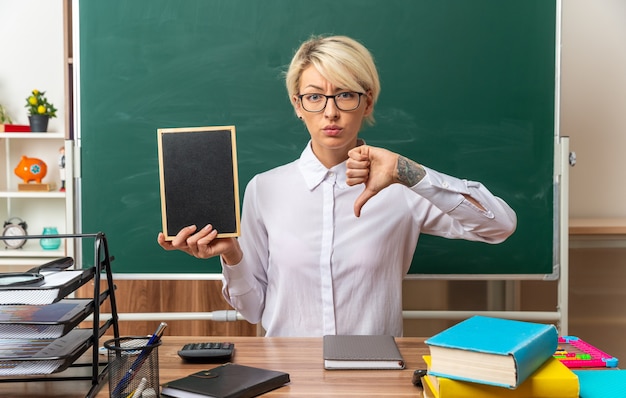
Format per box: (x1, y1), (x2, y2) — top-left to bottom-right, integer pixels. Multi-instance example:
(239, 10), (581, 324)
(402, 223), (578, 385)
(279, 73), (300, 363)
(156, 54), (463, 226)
(0, 336), (428, 397)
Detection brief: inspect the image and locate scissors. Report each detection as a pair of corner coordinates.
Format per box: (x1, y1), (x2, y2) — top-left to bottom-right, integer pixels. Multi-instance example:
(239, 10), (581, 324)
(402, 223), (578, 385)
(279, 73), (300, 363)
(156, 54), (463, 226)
(0, 257), (74, 287)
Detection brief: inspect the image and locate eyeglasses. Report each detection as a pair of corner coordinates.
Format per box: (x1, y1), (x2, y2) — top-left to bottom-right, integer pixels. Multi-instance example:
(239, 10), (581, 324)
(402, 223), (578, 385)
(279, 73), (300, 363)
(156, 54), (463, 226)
(297, 91), (364, 112)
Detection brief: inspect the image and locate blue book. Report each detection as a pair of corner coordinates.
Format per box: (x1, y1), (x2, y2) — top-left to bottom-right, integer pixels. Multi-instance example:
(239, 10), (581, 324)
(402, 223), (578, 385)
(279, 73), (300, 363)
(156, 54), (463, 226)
(573, 369), (626, 398)
(425, 315), (558, 389)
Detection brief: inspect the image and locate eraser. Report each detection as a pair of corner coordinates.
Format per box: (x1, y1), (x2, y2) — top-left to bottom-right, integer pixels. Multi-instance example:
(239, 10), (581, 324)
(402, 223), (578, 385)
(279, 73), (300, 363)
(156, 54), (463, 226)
(141, 387), (157, 398)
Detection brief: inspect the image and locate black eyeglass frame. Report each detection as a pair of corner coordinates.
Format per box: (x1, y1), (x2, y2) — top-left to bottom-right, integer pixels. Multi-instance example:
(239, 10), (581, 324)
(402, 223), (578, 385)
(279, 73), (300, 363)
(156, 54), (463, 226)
(297, 92), (365, 112)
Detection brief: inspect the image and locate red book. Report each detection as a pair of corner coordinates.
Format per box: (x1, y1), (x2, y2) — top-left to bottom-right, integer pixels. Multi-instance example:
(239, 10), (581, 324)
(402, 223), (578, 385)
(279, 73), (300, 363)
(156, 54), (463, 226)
(0, 124), (31, 132)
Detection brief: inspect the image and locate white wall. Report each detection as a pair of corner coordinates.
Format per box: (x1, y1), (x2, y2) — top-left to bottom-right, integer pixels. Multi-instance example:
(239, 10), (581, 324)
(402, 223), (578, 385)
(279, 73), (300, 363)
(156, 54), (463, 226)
(562, 0), (626, 218)
(0, 0), (65, 133)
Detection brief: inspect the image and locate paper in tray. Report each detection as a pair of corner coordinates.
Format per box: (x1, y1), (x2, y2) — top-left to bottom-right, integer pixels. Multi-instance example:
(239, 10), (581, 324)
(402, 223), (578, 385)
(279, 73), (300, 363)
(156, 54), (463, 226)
(0, 269), (95, 305)
(0, 328), (93, 376)
(0, 299), (93, 339)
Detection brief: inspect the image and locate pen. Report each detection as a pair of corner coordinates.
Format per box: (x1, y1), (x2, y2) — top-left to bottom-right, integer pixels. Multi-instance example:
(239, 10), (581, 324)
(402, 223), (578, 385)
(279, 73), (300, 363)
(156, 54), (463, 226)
(112, 322), (167, 397)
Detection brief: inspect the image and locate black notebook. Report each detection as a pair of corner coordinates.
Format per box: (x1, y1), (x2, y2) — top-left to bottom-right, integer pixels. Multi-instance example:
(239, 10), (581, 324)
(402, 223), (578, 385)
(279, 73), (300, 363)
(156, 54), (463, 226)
(161, 363), (290, 398)
(323, 335), (405, 370)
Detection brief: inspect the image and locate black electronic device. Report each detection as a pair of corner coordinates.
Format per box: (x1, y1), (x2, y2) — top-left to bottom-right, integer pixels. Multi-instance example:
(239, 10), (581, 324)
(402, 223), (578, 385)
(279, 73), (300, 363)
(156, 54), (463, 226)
(177, 342), (234, 363)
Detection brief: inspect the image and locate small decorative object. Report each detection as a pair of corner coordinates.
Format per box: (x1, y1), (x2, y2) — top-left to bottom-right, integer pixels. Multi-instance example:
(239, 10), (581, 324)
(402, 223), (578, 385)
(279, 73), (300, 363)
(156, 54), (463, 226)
(14, 156), (55, 191)
(1, 217), (28, 250)
(59, 146), (66, 192)
(14, 155), (55, 192)
(25, 89), (57, 132)
(14, 156), (47, 183)
(40, 226), (61, 250)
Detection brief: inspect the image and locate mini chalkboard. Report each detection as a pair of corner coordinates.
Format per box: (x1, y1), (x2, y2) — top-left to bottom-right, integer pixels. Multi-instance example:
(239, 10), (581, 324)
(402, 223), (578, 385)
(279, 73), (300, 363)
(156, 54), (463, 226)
(157, 126), (240, 240)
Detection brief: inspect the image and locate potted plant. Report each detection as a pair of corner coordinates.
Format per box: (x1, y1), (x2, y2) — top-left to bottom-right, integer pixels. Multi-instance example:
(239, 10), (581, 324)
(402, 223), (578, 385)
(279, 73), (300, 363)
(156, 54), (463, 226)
(0, 104), (12, 124)
(25, 89), (57, 132)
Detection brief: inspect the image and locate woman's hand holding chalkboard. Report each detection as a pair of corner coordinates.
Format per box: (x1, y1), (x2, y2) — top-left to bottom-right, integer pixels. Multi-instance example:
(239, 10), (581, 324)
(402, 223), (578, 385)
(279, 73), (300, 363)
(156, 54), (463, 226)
(157, 224), (242, 264)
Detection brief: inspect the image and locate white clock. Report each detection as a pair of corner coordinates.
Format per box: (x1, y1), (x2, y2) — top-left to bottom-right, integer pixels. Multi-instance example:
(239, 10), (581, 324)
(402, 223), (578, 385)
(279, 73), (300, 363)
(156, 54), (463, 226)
(2, 217), (28, 249)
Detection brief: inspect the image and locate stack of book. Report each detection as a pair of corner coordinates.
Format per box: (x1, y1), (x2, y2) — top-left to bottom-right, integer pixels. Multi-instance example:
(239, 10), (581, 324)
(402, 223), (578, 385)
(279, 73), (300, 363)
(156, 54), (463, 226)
(0, 124), (30, 132)
(423, 315), (579, 398)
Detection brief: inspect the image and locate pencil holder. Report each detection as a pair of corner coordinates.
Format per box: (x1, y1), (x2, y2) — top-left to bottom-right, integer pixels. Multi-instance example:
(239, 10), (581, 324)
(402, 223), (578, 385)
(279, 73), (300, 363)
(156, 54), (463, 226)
(104, 336), (161, 398)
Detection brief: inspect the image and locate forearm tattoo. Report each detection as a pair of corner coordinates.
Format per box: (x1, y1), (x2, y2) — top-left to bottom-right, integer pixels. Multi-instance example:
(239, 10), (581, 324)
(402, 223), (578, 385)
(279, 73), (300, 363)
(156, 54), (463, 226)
(397, 156), (426, 186)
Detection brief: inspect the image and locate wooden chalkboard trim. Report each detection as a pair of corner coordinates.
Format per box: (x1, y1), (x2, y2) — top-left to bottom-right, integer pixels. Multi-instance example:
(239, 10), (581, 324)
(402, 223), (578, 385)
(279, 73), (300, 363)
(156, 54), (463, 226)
(157, 126), (240, 240)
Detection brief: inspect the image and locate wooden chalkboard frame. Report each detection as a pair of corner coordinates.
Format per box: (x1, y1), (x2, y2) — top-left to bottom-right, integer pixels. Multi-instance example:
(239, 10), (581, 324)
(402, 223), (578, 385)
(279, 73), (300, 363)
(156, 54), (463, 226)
(157, 126), (240, 240)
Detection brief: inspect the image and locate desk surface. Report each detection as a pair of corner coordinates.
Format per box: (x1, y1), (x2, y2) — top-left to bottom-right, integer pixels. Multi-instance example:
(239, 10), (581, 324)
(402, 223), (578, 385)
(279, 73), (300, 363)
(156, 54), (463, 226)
(0, 336), (428, 397)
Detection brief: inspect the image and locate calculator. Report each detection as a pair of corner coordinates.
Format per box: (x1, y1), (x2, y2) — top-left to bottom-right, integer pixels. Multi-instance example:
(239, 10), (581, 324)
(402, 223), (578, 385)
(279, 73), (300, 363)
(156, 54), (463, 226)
(177, 341), (235, 363)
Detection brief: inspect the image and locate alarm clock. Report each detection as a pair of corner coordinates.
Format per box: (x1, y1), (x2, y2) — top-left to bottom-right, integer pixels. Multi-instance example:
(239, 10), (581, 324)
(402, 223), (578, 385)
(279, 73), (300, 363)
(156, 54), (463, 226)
(2, 217), (28, 249)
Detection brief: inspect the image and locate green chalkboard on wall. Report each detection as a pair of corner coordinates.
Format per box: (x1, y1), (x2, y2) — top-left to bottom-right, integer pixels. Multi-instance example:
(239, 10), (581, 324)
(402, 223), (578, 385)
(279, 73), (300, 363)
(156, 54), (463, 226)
(77, 0), (557, 275)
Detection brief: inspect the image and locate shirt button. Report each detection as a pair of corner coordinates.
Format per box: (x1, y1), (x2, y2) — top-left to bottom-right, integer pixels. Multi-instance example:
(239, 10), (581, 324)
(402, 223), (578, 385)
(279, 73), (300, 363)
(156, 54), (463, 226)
(442, 181), (449, 188)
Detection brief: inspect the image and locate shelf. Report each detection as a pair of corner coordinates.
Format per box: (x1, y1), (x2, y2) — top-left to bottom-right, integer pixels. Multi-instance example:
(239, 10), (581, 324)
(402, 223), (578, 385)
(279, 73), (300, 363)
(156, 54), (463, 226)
(1, 134), (73, 265)
(0, 248), (65, 259)
(0, 132), (65, 139)
(0, 191), (66, 199)
(0, 241), (66, 268)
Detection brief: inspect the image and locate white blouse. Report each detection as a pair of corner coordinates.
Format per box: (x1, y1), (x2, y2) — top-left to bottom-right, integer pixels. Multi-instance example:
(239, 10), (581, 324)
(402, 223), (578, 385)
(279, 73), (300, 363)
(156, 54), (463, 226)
(221, 142), (516, 337)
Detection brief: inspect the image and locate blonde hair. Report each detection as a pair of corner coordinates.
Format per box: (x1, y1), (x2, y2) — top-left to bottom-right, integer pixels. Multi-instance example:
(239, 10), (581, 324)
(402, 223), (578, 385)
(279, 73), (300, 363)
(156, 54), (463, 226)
(285, 35), (380, 126)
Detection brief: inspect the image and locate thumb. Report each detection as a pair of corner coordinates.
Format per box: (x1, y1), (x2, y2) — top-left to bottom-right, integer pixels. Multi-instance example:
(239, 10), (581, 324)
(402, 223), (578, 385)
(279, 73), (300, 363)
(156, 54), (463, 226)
(353, 187), (377, 217)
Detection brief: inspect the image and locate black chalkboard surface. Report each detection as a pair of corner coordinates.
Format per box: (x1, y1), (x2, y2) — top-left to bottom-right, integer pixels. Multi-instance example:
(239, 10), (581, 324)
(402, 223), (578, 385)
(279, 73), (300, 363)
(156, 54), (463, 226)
(157, 126), (240, 240)
(78, 0), (558, 275)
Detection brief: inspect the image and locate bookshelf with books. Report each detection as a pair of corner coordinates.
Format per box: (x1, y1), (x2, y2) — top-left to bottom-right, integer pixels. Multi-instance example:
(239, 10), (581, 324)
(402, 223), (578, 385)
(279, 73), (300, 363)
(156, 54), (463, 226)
(0, 233), (119, 398)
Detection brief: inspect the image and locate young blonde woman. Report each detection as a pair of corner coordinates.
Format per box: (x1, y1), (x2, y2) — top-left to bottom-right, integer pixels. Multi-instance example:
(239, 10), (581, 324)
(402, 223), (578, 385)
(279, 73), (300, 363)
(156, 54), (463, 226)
(158, 35), (517, 337)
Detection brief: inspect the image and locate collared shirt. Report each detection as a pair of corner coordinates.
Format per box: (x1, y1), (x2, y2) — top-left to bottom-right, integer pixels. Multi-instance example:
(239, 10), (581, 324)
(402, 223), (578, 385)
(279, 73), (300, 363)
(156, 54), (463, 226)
(222, 142), (516, 337)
